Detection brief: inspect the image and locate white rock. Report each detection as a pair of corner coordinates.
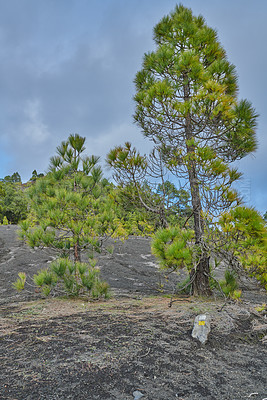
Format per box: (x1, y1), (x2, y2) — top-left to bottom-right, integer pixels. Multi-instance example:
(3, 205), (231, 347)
(191, 314), (211, 344)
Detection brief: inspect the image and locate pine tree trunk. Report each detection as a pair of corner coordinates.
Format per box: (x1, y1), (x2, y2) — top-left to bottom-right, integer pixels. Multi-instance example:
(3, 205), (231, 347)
(184, 82), (212, 296)
(187, 163), (212, 296)
(74, 239), (81, 262)
(191, 256), (212, 296)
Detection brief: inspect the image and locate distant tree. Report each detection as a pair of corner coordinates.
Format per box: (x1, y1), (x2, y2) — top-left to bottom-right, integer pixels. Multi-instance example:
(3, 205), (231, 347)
(107, 142), (192, 230)
(109, 184), (159, 236)
(0, 182), (4, 196)
(1, 184), (28, 224)
(0, 182), (4, 217)
(30, 170), (44, 182)
(2, 172), (21, 183)
(0, 178), (28, 224)
(131, 5), (258, 295)
(156, 180), (192, 225)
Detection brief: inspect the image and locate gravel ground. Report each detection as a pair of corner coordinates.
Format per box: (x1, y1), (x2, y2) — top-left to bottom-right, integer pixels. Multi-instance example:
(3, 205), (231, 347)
(0, 225), (266, 400)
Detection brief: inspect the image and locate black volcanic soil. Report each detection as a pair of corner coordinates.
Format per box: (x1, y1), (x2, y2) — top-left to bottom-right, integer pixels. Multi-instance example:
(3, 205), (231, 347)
(0, 225), (266, 400)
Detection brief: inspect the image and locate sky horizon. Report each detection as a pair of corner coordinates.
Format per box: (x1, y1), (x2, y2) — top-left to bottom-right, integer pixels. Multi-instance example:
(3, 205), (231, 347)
(0, 0), (266, 214)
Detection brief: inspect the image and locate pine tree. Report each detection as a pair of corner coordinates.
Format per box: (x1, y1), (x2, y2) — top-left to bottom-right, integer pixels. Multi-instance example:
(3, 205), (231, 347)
(18, 134), (125, 298)
(20, 134), (119, 262)
(132, 5), (257, 295)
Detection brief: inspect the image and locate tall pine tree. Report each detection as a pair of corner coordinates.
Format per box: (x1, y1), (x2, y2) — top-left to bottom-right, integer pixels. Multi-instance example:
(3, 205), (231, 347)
(133, 5), (258, 295)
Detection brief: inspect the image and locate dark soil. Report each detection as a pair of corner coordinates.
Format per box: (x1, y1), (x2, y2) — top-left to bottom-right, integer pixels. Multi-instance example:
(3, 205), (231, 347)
(0, 225), (266, 400)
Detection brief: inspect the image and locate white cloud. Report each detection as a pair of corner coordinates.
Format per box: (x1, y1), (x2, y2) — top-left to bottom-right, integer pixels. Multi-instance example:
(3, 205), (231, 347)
(22, 99), (50, 144)
(90, 123), (153, 158)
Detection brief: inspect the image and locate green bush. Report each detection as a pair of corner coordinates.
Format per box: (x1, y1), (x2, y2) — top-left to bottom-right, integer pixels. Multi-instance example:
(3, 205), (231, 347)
(219, 269), (241, 300)
(32, 258), (110, 298)
(151, 225), (194, 271)
(12, 272), (26, 291)
(2, 216), (8, 225)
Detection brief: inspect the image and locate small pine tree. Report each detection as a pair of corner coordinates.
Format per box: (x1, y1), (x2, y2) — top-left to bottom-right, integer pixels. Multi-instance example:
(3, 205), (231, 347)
(18, 134), (121, 298)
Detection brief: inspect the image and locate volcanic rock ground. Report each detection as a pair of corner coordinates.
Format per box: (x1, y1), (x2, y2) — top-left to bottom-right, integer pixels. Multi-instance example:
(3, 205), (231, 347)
(0, 225), (266, 400)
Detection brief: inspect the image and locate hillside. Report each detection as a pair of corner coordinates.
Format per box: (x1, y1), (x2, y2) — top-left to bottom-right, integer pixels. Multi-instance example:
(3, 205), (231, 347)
(0, 225), (266, 400)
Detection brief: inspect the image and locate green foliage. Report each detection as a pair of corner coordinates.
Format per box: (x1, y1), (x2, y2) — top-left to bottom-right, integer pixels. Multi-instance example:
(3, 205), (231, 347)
(152, 226), (194, 271)
(134, 4), (257, 173)
(219, 270), (239, 298)
(34, 269), (56, 286)
(32, 258), (110, 298)
(157, 181), (192, 223)
(108, 5), (258, 297)
(2, 216), (8, 225)
(91, 280), (110, 299)
(107, 144), (192, 231)
(0, 180), (28, 224)
(255, 303), (266, 313)
(15, 134), (121, 300)
(219, 206), (267, 289)
(106, 245), (114, 255)
(51, 257), (68, 277)
(12, 272), (26, 291)
(176, 276), (192, 295)
(1, 172), (21, 183)
(231, 290), (242, 301)
(30, 169), (44, 182)
(107, 184), (156, 235)
(20, 134), (125, 261)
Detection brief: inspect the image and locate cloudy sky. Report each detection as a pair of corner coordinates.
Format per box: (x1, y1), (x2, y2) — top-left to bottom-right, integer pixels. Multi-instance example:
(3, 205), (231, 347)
(0, 0), (266, 213)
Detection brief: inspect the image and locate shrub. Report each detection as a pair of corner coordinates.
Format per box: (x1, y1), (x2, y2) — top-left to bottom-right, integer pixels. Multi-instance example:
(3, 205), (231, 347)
(14, 258), (110, 299)
(2, 216), (8, 225)
(219, 269), (241, 300)
(151, 226), (194, 271)
(12, 272), (26, 291)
